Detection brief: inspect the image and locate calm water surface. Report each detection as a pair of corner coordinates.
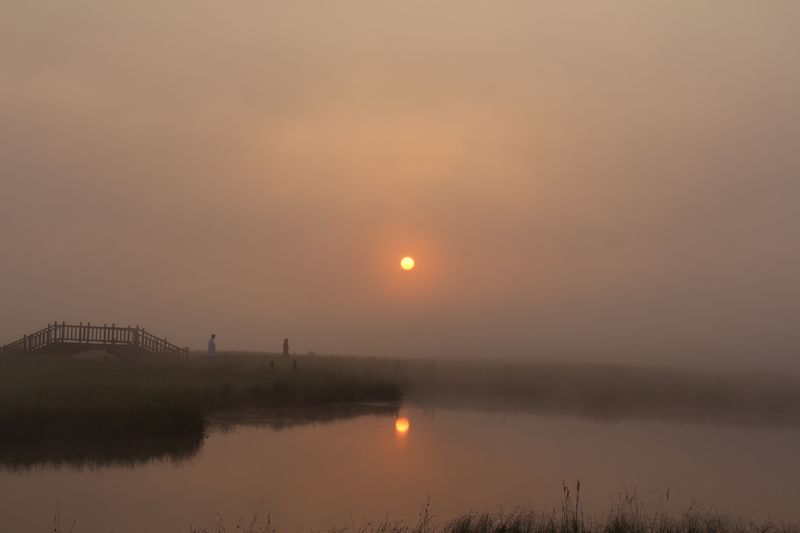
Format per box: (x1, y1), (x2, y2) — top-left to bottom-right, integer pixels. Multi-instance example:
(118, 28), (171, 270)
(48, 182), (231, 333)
(1, 406), (799, 532)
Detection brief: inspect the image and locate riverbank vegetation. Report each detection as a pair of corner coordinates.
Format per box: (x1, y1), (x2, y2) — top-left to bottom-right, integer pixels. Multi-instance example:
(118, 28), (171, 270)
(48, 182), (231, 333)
(0, 354), (402, 440)
(218, 352), (800, 427)
(186, 490), (800, 533)
(3, 351), (800, 442)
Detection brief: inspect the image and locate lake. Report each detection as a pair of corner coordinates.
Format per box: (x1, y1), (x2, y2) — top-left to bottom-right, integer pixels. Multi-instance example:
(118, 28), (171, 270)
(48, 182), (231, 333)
(1, 405), (799, 532)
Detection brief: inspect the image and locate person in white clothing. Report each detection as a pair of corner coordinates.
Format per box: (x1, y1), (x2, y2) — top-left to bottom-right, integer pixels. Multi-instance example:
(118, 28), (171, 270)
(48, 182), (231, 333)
(208, 334), (217, 356)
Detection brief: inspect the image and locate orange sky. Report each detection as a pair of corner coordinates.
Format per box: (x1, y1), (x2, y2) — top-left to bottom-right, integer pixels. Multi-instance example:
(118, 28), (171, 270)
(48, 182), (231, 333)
(2, 1), (799, 369)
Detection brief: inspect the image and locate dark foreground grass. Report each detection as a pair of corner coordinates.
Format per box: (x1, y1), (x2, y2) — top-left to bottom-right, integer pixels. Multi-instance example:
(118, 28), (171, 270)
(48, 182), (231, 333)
(0, 354), (402, 440)
(186, 494), (800, 533)
(434, 507), (798, 533)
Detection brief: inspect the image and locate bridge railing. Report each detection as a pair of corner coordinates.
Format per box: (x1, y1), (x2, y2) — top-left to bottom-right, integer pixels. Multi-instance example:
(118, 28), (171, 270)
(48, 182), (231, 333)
(1, 322), (188, 357)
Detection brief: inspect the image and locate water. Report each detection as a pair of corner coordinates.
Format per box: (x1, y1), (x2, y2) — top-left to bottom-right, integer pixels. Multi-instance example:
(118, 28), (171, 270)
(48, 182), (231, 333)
(1, 406), (799, 532)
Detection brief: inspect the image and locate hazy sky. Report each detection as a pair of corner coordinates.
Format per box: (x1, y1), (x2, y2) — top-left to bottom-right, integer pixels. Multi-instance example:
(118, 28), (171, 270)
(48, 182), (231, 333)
(2, 1), (799, 369)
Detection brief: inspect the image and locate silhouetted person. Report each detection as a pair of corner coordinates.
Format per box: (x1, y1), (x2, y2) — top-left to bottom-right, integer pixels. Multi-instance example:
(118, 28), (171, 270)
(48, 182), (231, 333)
(283, 338), (289, 357)
(293, 358), (298, 372)
(208, 334), (216, 356)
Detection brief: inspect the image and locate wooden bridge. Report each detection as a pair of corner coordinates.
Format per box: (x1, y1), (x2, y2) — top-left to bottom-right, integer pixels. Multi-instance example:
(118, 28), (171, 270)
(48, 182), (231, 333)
(1, 322), (189, 357)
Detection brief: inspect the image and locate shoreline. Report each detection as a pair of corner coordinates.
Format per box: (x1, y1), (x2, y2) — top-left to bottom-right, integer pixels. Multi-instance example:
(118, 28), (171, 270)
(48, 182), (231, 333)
(3, 352), (800, 443)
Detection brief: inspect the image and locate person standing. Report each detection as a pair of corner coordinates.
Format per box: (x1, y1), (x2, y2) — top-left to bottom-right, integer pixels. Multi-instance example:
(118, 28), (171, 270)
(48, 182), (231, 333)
(208, 334), (217, 356)
(282, 338), (289, 358)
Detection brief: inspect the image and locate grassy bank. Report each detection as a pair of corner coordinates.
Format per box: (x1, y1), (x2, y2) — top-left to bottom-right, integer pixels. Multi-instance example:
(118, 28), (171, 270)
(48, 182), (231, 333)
(0, 354), (402, 440)
(3, 350), (800, 441)
(273, 355), (800, 426)
(192, 353), (800, 427)
(187, 495), (800, 533)
(372, 507), (799, 533)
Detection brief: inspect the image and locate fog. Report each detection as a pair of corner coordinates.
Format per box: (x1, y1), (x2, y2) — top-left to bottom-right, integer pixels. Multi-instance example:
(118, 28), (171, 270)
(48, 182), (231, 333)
(2, 1), (799, 370)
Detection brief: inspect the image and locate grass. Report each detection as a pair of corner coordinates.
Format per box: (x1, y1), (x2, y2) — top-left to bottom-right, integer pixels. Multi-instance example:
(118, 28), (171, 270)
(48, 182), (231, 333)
(0, 433), (203, 471)
(185, 486), (800, 533)
(297, 356), (800, 427)
(44, 490), (800, 533)
(3, 350), (800, 442)
(0, 353), (402, 440)
(432, 507), (798, 533)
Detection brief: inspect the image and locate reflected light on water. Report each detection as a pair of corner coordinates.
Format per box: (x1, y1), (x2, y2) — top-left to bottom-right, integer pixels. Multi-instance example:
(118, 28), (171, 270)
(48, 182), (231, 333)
(395, 417), (410, 435)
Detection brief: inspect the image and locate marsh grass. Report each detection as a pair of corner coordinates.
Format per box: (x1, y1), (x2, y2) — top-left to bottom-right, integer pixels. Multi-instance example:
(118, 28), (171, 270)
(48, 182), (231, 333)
(188, 487), (800, 533)
(3, 351), (800, 442)
(0, 354), (402, 440)
(0, 433), (204, 471)
(292, 356), (800, 427)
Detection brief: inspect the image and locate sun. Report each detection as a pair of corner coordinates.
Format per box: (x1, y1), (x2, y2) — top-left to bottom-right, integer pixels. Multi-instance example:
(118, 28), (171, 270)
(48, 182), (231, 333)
(400, 256), (415, 271)
(395, 416), (410, 434)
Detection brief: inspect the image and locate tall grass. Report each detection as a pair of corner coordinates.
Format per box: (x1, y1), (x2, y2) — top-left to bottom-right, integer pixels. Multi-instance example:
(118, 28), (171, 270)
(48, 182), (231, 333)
(0, 354), (402, 440)
(282, 356), (800, 427)
(186, 487), (800, 533)
(3, 350), (800, 441)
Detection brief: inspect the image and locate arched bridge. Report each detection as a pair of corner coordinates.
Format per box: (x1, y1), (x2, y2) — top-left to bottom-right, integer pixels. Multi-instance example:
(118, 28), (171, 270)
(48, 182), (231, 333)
(1, 322), (189, 357)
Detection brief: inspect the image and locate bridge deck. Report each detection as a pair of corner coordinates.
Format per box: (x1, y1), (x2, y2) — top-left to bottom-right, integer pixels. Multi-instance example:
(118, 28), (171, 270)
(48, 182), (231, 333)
(1, 322), (188, 357)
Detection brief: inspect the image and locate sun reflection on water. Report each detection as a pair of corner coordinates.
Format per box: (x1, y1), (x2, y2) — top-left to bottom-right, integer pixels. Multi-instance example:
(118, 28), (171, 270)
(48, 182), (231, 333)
(394, 417), (410, 435)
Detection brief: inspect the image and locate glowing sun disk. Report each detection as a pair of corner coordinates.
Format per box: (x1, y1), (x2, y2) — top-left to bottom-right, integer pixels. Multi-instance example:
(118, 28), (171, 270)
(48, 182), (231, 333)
(400, 257), (415, 271)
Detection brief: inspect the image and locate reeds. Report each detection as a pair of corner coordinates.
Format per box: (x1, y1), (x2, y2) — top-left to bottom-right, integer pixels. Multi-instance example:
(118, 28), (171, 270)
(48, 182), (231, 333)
(188, 486), (800, 533)
(3, 350), (800, 441)
(0, 354), (402, 440)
